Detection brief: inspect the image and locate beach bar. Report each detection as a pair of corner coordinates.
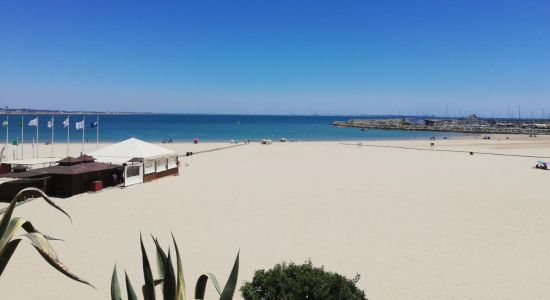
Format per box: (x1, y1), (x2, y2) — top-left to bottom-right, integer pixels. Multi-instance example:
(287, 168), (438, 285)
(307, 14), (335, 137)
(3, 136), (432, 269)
(88, 138), (179, 187)
(0, 155), (123, 199)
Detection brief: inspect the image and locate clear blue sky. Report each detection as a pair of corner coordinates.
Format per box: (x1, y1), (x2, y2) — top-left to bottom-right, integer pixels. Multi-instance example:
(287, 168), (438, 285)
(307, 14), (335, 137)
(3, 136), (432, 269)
(1, 0), (549, 116)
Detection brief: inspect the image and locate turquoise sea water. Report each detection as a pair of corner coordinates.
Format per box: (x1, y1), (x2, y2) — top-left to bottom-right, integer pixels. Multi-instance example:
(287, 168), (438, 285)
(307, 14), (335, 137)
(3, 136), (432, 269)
(1, 114), (458, 143)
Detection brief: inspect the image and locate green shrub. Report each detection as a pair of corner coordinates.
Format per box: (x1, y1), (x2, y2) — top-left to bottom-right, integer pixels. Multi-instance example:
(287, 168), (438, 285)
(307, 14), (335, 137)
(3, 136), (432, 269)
(241, 260), (366, 300)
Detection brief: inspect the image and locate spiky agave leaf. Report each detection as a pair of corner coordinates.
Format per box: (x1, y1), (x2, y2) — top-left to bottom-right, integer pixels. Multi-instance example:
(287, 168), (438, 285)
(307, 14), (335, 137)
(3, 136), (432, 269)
(20, 219), (64, 241)
(0, 198), (31, 216)
(23, 232), (94, 288)
(147, 279), (165, 287)
(111, 264), (122, 300)
(0, 188), (83, 285)
(140, 279), (164, 300)
(194, 251), (240, 300)
(0, 217), (62, 251)
(0, 216), (65, 276)
(0, 238), (22, 275)
(152, 236), (168, 280)
(0, 217), (27, 250)
(1, 188), (68, 256)
(220, 251), (240, 300)
(171, 232), (186, 300)
(148, 236), (176, 299)
(0, 233), (93, 287)
(195, 273), (223, 299)
(125, 271), (138, 300)
(140, 234), (155, 300)
(0, 188), (72, 222)
(0, 190), (19, 238)
(162, 250), (176, 300)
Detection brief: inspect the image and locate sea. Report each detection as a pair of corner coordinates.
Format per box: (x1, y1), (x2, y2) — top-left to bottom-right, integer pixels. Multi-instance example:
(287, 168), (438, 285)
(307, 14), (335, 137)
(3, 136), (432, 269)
(1, 114), (458, 143)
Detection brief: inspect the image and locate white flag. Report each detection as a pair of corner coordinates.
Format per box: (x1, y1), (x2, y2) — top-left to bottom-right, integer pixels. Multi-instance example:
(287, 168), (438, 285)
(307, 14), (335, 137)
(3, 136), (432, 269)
(75, 120), (85, 130)
(63, 117), (69, 128)
(47, 118), (54, 128)
(28, 117), (38, 127)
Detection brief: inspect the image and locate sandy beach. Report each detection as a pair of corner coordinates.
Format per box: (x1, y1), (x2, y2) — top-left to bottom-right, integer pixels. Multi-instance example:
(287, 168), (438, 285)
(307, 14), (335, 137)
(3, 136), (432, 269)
(1, 136), (550, 299)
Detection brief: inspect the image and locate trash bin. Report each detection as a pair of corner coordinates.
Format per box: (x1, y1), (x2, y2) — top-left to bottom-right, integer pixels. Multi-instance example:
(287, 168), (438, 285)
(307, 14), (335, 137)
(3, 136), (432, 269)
(90, 180), (103, 192)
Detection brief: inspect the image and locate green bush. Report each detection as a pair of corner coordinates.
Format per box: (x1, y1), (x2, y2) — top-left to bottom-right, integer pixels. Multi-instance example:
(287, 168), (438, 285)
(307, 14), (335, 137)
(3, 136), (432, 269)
(241, 260), (366, 300)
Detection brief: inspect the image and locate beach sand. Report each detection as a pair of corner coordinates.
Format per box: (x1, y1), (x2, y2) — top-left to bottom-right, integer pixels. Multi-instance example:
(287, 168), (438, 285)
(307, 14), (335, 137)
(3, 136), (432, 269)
(1, 136), (550, 299)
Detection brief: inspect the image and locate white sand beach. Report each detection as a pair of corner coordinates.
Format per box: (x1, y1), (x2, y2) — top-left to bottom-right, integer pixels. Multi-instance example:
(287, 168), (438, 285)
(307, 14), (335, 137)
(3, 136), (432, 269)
(1, 136), (550, 299)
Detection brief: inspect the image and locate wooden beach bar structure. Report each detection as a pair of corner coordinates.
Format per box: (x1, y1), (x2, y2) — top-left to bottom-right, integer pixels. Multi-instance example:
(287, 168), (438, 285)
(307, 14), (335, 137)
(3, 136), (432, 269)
(88, 138), (179, 187)
(0, 155), (123, 200)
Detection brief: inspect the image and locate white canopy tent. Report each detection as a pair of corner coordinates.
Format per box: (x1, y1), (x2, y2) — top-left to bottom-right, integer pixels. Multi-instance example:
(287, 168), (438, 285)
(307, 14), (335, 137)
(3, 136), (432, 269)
(88, 138), (179, 186)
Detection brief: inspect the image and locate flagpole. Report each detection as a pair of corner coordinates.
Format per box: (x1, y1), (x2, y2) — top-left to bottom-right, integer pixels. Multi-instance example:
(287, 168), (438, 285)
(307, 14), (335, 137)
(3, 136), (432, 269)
(5, 116), (8, 155)
(21, 115), (24, 159)
(96, 116), (99, 150)
(51, 115), (54, 157)
(67, 115), (70, 157)
(82, 116), (85, 155)
(36, 115), (39, 158)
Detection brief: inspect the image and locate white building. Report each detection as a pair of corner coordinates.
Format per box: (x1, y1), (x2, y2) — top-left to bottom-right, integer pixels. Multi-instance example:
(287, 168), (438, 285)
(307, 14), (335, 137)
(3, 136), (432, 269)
(88, 138), (179, 187)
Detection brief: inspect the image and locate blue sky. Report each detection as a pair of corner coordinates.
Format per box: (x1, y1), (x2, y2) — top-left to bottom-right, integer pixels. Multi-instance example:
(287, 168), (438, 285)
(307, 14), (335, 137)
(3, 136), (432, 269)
(1, 0), (549, 116)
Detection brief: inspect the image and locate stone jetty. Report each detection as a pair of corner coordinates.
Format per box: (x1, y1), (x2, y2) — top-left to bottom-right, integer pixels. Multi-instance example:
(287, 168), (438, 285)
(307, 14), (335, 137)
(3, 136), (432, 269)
(332, 116), (550, 135)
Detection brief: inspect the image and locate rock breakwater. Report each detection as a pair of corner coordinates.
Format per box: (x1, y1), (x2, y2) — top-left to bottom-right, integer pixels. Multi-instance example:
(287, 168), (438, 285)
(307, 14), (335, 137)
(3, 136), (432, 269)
(332, 117), (550, 135)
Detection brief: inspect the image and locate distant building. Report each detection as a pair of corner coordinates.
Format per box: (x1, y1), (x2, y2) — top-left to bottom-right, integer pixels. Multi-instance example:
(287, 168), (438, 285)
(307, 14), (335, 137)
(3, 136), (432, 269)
(424, 119), (437, 126)
(404, 118), (436, 126)
(404, 118), (426, 126)
(468, 114), (480, 123)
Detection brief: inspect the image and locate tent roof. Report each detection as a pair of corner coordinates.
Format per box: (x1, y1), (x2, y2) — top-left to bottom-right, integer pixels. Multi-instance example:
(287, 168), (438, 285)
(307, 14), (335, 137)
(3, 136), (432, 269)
(58, 155), (96, 165)
(88, 138), (176, 163)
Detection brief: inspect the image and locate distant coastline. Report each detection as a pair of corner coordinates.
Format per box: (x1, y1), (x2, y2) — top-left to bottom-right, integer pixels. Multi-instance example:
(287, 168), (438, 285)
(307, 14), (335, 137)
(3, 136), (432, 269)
(4, 109), (550, 119)
(0, 108), (152, 115)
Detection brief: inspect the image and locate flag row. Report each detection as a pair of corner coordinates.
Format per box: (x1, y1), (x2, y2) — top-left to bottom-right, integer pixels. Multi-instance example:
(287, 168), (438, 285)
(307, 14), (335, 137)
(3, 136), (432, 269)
(2, 117), (98, 130)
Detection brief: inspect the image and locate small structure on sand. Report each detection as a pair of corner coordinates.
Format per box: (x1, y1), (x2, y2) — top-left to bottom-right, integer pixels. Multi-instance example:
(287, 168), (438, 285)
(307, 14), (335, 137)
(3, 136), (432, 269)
(0, 155), (123, 199)
(88, 138), (179, 187)
(261, 139), (272, 145)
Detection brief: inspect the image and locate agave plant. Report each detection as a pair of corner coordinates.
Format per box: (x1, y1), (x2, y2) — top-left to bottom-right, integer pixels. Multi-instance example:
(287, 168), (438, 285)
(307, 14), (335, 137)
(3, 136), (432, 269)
(0, 187), (93, 287)
(111, 233), (239, 300)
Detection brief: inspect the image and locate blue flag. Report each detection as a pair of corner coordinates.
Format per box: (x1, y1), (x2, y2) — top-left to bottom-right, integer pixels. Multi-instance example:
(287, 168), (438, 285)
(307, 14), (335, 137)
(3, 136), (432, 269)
(90, 120), (98, 128)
